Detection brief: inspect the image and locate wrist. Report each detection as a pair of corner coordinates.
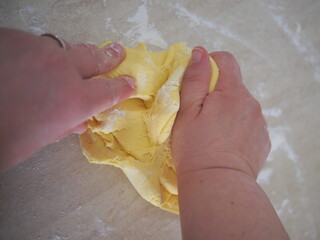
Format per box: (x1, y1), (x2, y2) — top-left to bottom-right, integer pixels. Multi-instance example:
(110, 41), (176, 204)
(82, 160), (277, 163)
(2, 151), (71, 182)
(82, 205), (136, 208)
(176, 167), (289, 240)
(175, 151), (257, 180)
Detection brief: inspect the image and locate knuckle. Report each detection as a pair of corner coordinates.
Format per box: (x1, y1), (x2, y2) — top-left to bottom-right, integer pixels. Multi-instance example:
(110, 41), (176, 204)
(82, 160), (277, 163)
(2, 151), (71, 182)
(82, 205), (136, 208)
(103, 79), (113, 92)
(214, 51), (237, 64)
(76, 85), (91, 108)
(178, 103), (192, 116)
(238, 90), (262, 115)
(41, 49), (67, 68)
(84, 48), (102, 74)
(220, 51), (236, 60)
(104, 79), (118, 106)
(90, 48), (118, 73)
(183, 68), (203, 82)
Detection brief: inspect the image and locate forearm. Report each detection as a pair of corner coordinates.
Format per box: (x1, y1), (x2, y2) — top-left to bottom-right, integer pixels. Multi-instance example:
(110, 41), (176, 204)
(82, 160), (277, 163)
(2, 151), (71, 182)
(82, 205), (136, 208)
(177, 168), (289, 240)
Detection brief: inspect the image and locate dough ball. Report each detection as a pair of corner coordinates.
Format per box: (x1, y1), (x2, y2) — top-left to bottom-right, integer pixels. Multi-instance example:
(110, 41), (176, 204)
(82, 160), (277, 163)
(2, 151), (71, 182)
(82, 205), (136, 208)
(80, 42), (219, 213)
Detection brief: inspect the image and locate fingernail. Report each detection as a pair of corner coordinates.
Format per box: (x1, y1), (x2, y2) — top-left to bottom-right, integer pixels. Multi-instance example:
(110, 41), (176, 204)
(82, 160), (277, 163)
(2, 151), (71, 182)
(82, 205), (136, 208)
(191, 47), (203, 64)
(122, 76), (136, 89)
(103, 43), (125, 58)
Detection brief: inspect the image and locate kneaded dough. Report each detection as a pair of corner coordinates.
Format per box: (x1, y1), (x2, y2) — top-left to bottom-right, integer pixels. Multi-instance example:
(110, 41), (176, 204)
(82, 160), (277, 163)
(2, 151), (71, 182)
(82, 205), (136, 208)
(80, 42), (219, 213)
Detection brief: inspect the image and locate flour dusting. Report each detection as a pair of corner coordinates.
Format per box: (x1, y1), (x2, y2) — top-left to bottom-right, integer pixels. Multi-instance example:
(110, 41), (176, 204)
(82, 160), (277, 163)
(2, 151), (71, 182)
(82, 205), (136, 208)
(260, 0), (320, 83)
(104, 17), (112, 30)
(123, 4), (167, 49)
(268, 126), (303, 182)
(95, 217), (115, 236)
(101, 109), (126, 133)
(102, 0), (108, 7)
(169, 3), (265, 58)
(50, 235), (68, 240)
(157, 85), (179, 111)
(19, 7), (47, 34)
(136, 71), (149, 89)
(263, 107), (282, 117)
(259, 99), (303, 182)
(276, 198), (293, 216)
(257, 168), (273, 185)
(104, 16), (116, 34)
(252, 83), (269, 99)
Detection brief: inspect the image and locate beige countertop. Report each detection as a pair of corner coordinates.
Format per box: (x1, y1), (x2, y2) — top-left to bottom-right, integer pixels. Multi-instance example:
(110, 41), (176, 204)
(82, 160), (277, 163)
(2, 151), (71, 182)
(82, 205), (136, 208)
(1, 0), (320, 239)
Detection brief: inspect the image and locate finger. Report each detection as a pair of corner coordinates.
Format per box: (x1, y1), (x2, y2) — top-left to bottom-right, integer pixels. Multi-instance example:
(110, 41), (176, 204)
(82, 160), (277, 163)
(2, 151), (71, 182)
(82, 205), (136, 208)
(67, 43), (125, 79)
(180, 46), (211, 113)
(80, 76), (136, 116)
(209, 51), (242, 91)
(60, 39), (73, 50)
(54, 122), (87, 142)
(65, 41), (98, 51)
(70, 42), (98, 50)
(40, 34), (70, 49)
(71, 121), (88, 134)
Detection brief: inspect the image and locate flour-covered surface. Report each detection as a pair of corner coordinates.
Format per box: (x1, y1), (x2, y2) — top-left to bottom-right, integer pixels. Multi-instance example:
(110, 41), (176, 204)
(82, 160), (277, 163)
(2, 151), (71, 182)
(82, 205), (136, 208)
(0, 0), (319, 239)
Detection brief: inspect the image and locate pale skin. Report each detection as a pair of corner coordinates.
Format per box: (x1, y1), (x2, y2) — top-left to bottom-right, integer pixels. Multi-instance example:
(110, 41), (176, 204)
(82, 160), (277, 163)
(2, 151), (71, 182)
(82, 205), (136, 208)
(0, 28), (289, 239)
(0, 28), (135, 170)
(173, 47), (290, 239)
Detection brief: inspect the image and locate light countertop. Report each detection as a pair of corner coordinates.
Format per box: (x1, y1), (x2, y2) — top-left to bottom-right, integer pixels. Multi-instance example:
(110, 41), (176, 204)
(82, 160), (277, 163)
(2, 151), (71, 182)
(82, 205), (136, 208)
(1, 0), (319, 239)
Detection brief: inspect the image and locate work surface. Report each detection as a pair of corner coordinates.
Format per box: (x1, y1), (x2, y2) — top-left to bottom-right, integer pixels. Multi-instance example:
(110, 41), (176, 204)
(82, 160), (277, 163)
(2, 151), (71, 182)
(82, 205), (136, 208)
(1, 0), (320, 239)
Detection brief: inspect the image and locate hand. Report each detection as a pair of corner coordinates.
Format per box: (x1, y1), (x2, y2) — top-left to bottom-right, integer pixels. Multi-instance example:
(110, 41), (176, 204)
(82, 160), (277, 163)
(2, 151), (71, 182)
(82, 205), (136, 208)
(172, 47), (288, 240)
(172, 47), (270, 179)
(0, 28), (135, 171)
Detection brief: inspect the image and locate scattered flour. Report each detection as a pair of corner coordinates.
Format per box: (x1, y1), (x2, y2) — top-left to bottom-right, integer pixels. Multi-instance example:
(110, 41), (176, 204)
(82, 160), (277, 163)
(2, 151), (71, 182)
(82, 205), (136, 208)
(50, 235), (68, 240)
(104, 17), (112, 30)
(276, 198), (293, 216)
(267, 126), (303, 182)
(260, 104), (304, 184)
(135, 71), (149, 89)
(254, 81), (304, 183)
(262, 107), (282, 117)
(19, 7), (47, 34)
(122, 4), (167, 49)
(259, 0), (320, 83)
(104, 16), (116, 34)
(102, 0), (108, 7)
(252, 83), (269, 99)
(95, 217), (115, 236)
(169, 3), (265, 58)
(257, 167), (273, 185)
(258, 107), (281, 185)
(101, 109), (126, 133)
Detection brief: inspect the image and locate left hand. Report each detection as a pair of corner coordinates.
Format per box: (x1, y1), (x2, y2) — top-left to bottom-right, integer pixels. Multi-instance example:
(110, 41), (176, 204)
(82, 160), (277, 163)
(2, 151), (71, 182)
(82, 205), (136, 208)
(0, 28), (136, 171)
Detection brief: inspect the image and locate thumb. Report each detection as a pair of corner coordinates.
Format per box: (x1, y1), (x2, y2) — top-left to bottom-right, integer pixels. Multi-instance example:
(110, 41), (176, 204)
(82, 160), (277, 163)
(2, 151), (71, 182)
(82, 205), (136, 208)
(180, 47), (211, 115)
(80, 76), (136, 116)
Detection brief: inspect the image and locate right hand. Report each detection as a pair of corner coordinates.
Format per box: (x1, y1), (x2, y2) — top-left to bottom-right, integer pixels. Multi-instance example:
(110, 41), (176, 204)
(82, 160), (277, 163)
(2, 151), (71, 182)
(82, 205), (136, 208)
(172, 47), (271, 179)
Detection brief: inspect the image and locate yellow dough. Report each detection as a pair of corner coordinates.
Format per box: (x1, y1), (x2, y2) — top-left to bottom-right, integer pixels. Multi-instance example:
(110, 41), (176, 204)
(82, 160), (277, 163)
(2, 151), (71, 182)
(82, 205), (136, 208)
(80, 42), (219, 213)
